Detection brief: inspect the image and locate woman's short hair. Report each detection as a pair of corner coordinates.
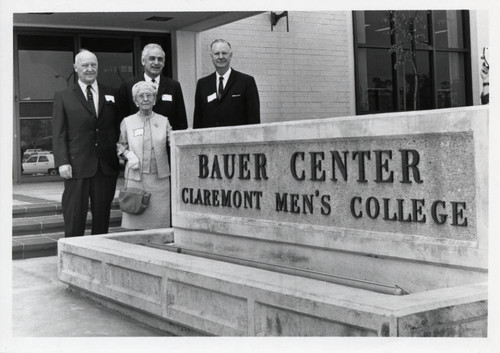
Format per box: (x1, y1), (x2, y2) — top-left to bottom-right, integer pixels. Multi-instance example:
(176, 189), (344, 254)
(132, 81), (157, 100)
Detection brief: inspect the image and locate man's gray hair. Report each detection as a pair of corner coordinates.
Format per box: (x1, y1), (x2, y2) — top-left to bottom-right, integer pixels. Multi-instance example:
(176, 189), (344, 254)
(141, 43), (165, 61)
(209, 39), (232, 50)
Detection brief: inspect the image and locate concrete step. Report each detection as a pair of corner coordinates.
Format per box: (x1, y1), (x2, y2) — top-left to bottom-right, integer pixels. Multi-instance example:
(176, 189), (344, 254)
(12, 197), (127, 259)
(13, 200), (120, 219)
(12, 209), (123, 236)
(12, 226), (131, 260)
(13, 202), (63, 218)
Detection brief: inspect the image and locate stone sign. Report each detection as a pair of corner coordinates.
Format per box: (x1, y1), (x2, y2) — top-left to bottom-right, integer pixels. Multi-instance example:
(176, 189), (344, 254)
(178, 132), (475, 240)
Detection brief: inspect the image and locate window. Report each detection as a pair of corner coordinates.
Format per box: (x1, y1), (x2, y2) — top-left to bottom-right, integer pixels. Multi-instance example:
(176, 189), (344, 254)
(17, 35), (74, 101)
(353, 10), (471, 114)
(19, 119), (53, 164)
(80, 37), (134, 89)
(26, 155), (38, 163)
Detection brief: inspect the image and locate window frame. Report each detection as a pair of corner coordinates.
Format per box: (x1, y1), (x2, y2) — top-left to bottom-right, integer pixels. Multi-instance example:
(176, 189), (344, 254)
(352, 10), (472, 115)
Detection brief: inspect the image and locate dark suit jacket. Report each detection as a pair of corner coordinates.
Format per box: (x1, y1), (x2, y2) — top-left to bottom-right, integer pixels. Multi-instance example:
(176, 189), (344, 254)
(52, 82), (120, 179)
(118, 74), (187, 130)
(193, 69), (260, 129)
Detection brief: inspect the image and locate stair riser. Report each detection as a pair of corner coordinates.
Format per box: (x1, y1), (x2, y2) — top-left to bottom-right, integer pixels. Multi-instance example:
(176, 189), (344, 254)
(12, 244), (57, 260)
(13, 202), (120, 219)
(12, 226), (130, 260)
(13, 217), (122, 236)
(13, 209), (63, 219)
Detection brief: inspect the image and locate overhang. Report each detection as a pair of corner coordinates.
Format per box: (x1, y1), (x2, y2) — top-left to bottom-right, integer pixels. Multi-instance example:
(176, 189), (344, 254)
(13, 11), (264, 33)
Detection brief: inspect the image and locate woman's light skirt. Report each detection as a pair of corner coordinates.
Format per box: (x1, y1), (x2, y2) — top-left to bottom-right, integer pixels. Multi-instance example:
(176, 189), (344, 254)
(121, 174), (170, 229)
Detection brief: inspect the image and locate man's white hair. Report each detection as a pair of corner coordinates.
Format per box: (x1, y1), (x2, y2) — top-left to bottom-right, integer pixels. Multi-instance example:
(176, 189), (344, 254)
(74, 49), (96, 64)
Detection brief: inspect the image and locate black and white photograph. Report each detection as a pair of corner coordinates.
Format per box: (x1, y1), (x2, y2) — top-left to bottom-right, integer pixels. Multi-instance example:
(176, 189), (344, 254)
(1, 1), (498, 352)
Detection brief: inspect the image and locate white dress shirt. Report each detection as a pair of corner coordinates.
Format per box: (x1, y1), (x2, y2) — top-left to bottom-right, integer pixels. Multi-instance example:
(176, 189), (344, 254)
(78, 80), (99, 114)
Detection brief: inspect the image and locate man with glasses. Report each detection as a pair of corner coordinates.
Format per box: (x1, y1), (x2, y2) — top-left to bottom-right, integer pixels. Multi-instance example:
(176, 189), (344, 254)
(118, 43), (187, 131)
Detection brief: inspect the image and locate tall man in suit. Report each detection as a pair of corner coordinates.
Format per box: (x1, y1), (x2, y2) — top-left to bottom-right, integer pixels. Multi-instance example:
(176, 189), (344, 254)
(193, 39), (260, 128)
(52, 49), (120, 237)
(118, 43), (187, 130)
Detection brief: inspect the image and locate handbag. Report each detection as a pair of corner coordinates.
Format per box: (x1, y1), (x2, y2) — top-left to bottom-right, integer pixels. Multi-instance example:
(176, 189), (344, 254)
(118, 169), (151, 215)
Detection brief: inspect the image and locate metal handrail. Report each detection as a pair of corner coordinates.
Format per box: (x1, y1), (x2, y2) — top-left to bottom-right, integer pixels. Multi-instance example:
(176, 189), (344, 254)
(145, 241), (409, 296)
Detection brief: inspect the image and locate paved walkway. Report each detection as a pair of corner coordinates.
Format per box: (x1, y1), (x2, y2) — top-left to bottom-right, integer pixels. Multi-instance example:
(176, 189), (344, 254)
(8, 179), (171, 342)
(12, 255), (169, 337)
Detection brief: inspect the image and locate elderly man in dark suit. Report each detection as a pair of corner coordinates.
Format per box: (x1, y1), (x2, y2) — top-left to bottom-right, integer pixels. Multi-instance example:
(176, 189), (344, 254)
(193, 39), (260, 129)
(52, 49), (120, 237)
(118, 43), (187, 130)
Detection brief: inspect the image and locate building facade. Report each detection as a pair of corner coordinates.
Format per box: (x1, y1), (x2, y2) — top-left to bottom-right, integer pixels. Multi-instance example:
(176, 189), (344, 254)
(12, 10), (488, 183)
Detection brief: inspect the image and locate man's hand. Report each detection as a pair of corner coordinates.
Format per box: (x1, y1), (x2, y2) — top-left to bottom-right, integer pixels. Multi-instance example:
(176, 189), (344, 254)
(59, 164), (72, 179)
(125, 151), (140, 170)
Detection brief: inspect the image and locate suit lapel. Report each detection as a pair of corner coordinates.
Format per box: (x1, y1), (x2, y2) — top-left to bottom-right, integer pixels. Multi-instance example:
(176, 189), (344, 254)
(72, 84), (95, 116)
(97, 82), (106, 118)
(220, 70), (237, 100)
(155, 74), (166, 109)
(157, 74), (167, 93)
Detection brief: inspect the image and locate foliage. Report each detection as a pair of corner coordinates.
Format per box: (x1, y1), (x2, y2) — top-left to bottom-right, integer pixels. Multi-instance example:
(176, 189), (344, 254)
(385, 10), (430, 110)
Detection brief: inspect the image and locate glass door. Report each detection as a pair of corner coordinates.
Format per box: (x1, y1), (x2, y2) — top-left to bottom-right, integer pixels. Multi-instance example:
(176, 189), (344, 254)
(16, 34), (74, 180)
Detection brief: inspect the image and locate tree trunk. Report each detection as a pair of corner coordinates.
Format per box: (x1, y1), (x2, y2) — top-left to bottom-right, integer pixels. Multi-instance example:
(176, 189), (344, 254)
(413, 74), (418, 110)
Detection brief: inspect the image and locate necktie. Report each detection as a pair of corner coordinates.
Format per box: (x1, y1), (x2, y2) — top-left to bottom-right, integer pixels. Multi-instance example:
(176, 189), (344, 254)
(151, 78), (158, 93)
(218, 76), (224, 100)
(86, 85), (97, 118)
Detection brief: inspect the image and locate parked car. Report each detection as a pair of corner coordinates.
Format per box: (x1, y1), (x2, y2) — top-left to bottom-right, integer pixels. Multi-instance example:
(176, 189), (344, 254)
(22, 149), (51, 162)
(22, 153), (58, 176)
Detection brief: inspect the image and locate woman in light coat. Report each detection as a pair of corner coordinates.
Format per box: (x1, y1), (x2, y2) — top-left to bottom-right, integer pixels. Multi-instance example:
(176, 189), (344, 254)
(117, 81), (172, 229)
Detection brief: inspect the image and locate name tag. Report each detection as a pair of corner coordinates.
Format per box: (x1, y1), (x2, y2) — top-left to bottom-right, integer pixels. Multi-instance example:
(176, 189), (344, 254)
(104, 95), (115, 103)
(207, 93), (217, 103)
(134, 128), (144, 137)
(162, 94), (172, 101)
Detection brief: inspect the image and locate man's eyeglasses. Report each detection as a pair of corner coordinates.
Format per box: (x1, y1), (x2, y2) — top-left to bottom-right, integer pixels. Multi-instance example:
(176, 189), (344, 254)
(147, 56), (165, 63)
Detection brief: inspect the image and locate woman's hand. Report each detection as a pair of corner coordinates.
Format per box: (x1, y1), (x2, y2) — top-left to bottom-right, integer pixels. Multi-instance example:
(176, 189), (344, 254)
(481, 63), (489, 82)
(125, 151), (140, 170)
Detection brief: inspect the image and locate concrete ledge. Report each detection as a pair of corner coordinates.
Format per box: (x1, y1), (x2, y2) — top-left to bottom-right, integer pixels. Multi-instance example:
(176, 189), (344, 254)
(58, 231), (488, 336)
(71, 285), (206, 336)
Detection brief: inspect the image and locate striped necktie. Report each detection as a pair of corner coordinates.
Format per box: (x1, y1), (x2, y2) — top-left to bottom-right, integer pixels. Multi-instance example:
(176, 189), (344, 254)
(86, 85), (97, 118)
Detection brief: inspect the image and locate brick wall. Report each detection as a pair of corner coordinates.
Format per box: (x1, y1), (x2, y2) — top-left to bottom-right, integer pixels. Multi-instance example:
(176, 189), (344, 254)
(200, 11), (354, 124)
